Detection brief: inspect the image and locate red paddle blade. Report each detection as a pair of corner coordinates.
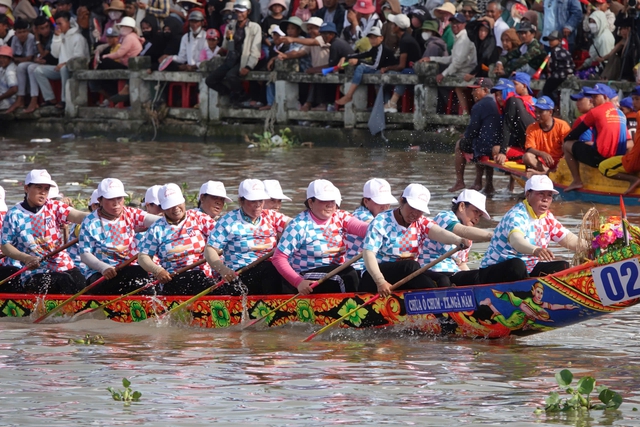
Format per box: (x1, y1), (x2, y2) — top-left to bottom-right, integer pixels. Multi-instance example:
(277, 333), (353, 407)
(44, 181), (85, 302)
(620, 195), (627, 219)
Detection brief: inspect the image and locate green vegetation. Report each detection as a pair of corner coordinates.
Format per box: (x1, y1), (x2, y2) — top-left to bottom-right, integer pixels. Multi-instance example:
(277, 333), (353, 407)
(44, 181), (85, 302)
(250, 128), (297, 148)
(107, 378), (142, 406)
(180, 182), (199, 208)
(68, 334), (105, 345)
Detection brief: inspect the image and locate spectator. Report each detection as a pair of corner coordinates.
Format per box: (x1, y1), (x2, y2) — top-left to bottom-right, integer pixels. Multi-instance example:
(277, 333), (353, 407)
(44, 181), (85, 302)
(279, 16), (310, 70)
(522, 96), (571, 175)
(261, 0), (287, 42)
(335, 26), (397, 106)
(0, 14), (14, 47)
(460, 0), (480, 22)
(416, 19), (447, 58)
(5, 18), (34, 114)
(201, 28), (222, 61)
(583, 0), (616, 35)
(99, 0), (125, 44)
(499, 22), (546, 76)
(541, 0), (582, 51)
(162, 16), (185, 58)
(465, 16), (499, 80)
(380, 0), (401, 52)
(19, 16), (57, 114)
(343, 0), (381, 44)
(449, 77), (502, 194)
(563, 84), (629, 192)
(295, 0), (322, 22)
(314, 0), (346, 37)
(380, 13), (421, 114)
(407, 6), (430, 49)
(125, 0), (139, 20)
(139, 16), (168, 69)
(33, 11), (89, 111)
(99, 17), (143, 69)
(541, 30), (574, 104)
(219, 2), (235, 36)
(163, 10), (208, 71)
(56, 0), (76, 19)
(433, 2), (455, 52)
(137, 0), (172, 24)
(484, 0), (508, 50)
(579, 10), (615, 71)
(420, 13), (476, 114)
(599, 18), (630, 80)
(0, 45), (17, 112)
(12, 0), (37, 23)
(205, 0), (262, 105)
(0, 0), (13, 27)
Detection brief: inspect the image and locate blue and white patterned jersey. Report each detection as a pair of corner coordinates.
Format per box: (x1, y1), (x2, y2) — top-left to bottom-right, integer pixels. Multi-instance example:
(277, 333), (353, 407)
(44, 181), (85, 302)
(1, 200), (75, 281)
(0, 210), (20, 268)
(138, 210), (215, 275)
(209, 209), (289, 270)
(66, 223), (89, 277)
(480, 201), (568, 273)
(345, 206), (375, 271)
(362, 209), (434, 264)
(277, 209), (355, 273)
(419, 210), (471, 273)
(78, 207), (147, 278)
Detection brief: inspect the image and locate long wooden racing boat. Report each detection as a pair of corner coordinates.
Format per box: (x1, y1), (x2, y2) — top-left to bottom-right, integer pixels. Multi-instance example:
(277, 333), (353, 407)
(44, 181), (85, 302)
(1, 243), (639, 339)
(480, 159), (640, 206)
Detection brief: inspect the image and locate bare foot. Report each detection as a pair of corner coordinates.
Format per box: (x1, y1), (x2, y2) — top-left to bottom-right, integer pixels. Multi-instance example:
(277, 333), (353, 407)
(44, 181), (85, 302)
(482, 186), (495, 196)
(335, 95), (352, 106)
(23, 102), (39, 114)
(300, 103), (311, 112)
(508, 176), (515, 192)
(471, 183), (482, 191)
(258, 105), (271, 111)
(310, 103), (327, 111)
(525, 169), (547, 178)
(5, 101), (23, 114)
(448, 182), (466, 193)
(564, 181), (583, 192)
(624, 177), (640, 194)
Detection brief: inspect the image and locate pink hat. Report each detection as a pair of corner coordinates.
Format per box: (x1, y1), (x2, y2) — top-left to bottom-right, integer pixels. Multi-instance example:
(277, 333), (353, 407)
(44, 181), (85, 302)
(353, 0), (375, 14)
(206, 28), (220, 39)
(0, 45), (13, 59)
(268, 0), (287, 10)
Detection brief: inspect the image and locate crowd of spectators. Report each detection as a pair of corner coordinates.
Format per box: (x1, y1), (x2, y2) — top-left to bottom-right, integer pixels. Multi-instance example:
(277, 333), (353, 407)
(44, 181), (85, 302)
(1, 0), (640, 113)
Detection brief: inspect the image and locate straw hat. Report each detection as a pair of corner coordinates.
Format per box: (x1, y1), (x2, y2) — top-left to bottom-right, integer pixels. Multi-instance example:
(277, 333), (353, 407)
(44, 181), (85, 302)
(106, 0), (125, 12)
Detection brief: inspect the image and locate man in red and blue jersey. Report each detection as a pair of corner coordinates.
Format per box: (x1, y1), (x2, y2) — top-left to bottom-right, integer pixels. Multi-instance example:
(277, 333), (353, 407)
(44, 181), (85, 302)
(563, 83), (631, 192)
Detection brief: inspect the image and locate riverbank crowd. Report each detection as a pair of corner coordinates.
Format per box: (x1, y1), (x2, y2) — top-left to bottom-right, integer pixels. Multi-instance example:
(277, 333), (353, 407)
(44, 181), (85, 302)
(3, 0), (640, 114)
(0, 171), (589, 296)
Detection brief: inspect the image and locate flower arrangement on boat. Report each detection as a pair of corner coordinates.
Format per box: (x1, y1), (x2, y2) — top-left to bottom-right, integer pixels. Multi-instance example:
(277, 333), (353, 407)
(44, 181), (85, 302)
(591, 216), (626, 257)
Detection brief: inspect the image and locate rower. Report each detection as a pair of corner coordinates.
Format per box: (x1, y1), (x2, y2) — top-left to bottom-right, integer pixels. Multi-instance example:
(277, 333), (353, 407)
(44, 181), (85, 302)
(359, 184), (468, 296)
(419, 189), (493, 287)
(144, 185), (163, 215)
(272, 179), (369, 295)
(479, 175), (588, 283)
(138, 184), (217, 295)
(206, 179), (290, 295)
(196, 180), (232, 221)
(78, 178), (161, 295)
(0, 185), (21, 290)
(0, 170), (89, 294)
(263, 179), (292, 212)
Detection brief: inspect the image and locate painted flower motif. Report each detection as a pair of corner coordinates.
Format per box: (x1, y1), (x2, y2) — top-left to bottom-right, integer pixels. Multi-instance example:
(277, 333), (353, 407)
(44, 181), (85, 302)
(2, 300), (25, 318)
(337, 298), (368, 327)
(210, 300), (230, 328)
(45, 300), (58, 313)
(129, 301), (147, 322)
(251, 301), (275, 324)
(296, 300), (315, 323)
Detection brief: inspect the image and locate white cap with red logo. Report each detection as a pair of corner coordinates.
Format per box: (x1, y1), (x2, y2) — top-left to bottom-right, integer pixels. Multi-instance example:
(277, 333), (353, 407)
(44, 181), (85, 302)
(525, 175), (559, 194)
(307, 179), (341, 206)
(159, 183), (186, 210)
(145, 185), (162, 205)
(199, 180), (233, 202)
(98, 178), (128, 199)
(48, 181), (63, 199)
(363, 178), (398, 205)
(402, 183), (431, 214)
(238, 179), (270, 201)
(263, 179), (292, 201)
(453, 189), (490, 219)
(25, 169), (56, 186)
(90, 189), (100, 206)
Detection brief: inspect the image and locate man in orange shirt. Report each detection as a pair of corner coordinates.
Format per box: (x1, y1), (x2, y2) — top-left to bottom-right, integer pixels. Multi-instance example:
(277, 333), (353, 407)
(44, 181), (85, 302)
(522, 96), (571, 176)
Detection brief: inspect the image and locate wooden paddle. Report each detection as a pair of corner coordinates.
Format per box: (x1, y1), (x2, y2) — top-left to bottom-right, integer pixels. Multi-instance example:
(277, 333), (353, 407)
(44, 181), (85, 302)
(303, 244), (466, 342)
(33, 254), (139, 324)
(242, 252), (364, 330)
(72, 258), (208, 320)
(621, 195), (629, 246)
(0, 238), (79, 288)
(158, 249), (275, 320)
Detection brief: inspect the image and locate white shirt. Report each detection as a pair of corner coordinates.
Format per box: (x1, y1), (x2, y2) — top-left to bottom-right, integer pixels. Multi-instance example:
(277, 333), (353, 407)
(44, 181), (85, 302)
(494, 17), (509, 49)
(174, 29), (209, 67)
(430, 29), (477, 77)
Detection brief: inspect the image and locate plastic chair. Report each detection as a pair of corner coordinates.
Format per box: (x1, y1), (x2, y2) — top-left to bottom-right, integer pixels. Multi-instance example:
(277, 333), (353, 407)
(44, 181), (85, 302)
(168, 82), (199, 108)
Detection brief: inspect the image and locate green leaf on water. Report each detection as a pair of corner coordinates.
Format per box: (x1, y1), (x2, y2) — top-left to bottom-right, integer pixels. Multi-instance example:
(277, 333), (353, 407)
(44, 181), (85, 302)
(576, 376), (595, 395)
(132, 391), (142, 401)
(546, 391), (561, 407)
(556, 369), (573, 387)
(122, 378), (131, 388)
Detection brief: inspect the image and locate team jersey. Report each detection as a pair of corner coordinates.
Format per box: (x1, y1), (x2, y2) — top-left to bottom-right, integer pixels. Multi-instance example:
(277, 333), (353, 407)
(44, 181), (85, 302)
(0, 210), (19, 268)
(480, 201), (568, 273)
(419, 210), (471, 273)
(209, 209), (289, 270)
(78, 207), (147, 278)
(582, 102), (628, 158)
(1, 200), (76, 281)
(66, 223), (88, 277)
(138, 210), (215, 275)
(345, 206), (374, 271)
(525, 118), (571, 162)
(362, 209), (435, 265)
(277, 209), (355, 273)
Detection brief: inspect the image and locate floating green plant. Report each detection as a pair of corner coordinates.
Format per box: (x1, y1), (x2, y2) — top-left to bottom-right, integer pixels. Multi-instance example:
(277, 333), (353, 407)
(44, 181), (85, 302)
(68, 334), (105, 345)
(107, 378), (142, 406)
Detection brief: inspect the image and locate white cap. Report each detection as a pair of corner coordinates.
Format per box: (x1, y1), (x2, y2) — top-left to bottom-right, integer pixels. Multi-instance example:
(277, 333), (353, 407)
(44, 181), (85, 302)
(402, 183), (431, 214)
(238, 179), (270, 201)
(199, 180), (232, 202)
(269, 24), (286, 36)
(0, 185), (6, 212)
(302, 16), (323, 33)
(117, 16), (137, 28)
(90, 189), (99, 205)
(307, 179), (341, 204)
(263, 179), (292, 201)
(25, 169), (56, 186)
(363, 178), (398, 205)
(387, 14), (410, 30)
(144, 185), (162, 205)
(159, 183), (186, 210)
(453, 189), (490, 220)
(98, 178), (128, 199)
(48, 181), (62, 199)
(525, 175), (559, 194)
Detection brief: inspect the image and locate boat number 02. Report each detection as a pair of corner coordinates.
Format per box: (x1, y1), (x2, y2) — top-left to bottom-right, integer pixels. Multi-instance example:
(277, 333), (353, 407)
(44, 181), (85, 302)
(592, 258), (640, 307)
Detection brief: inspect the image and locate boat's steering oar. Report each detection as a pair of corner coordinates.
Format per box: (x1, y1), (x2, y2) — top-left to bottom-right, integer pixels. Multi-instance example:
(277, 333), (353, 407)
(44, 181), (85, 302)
(33, 254), (139, 323)
(242, 252), (364, 330)
(303, 244), (466, 342)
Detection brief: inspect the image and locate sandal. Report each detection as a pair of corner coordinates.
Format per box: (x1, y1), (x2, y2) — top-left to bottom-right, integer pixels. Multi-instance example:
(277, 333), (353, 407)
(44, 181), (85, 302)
(55, 102), (66, 110)
(40, 100), (56, 107)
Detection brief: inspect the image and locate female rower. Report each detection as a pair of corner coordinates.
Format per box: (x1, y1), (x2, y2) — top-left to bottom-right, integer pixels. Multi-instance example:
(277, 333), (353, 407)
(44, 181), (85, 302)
(196, 180), (232, 220)
(479, 175), (587, 283)
(345, 178), (398, 274)
(360, 184), (469, 296)
(263, 179), (292, 212)
(138, 184), (217, 295)
(206, 179), (290, 295)
(419, 189), (493, 287)
(144, 185), (164, 215)
(1, 170), (89, 294)
(273, 179), (369, 295)
(78, 178), (161, 294)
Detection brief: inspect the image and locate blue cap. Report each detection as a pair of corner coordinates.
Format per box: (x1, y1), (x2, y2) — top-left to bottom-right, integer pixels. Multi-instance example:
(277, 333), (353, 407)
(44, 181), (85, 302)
(570, 87), (591, 101)
(620, 97), (634, 110)
(535, 96), (554, 110)
(631, 85), (640, 97)
(583, 83), (617, 99)
(319, 22), (337, 34)
(490, 77), (515, 93)
(450, 12), (466, 23)
(511, 72), (533, 95)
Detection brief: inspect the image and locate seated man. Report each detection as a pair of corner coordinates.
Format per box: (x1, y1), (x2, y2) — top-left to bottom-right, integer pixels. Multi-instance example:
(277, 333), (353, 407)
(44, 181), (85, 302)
(522, 96), (571, 175)
(0, 45), (17, 112)
(164, 10), (208, 71)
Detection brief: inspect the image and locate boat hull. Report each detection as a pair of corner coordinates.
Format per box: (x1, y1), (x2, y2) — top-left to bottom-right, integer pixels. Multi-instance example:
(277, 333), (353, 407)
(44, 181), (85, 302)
(2, 244), (640, 339)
